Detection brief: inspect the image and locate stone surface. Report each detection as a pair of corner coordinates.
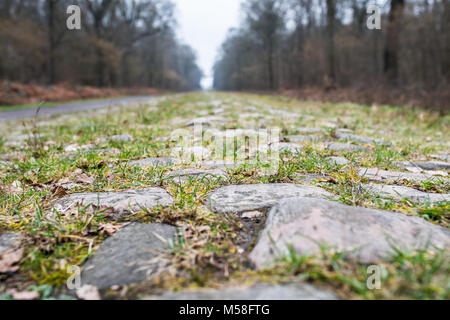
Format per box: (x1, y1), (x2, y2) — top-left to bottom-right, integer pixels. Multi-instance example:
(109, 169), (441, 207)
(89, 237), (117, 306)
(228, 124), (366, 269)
(54, 188), (174, 219)
(7, 134), (29, 142)
(196, 110), (210, 116)
(202, 160), (241, 170)
(294, 128), (326, 134)
(111, 134), (133, 142)
(128, 157), (178, 168)
(99, 134), (133, 143)
(171, 146), (211, 161)
(0, 234), (23, 254)
(147, 283), (337, 300)
(90, 148), (121, 155)
(165, 169), (227, 183)
(213, 107), (225, 114)
(0, 152), (27, 161)
(285, 135), (322, 143)
(240, 113), (265, 119)
(335, 132), (390, 146)
(267, 109), (299, 118)
(186, 116), (229, 127)
(243, 106), (258, 112)
(326, 156), (349, 165)
(362, 184), (450, 203)
(208, 128), (267, 139)
(430, 154), (450, 162)
(207, 184), (333, 214)
(64, 144), (95, 153)
(66, 147), (120, 157)
(357, 168), (447, 182)
(327, 142), (365, 152)
(250, 198), (450, 267)
(335, 129), (353, 134)
(277, 143), (303, 153)
(81, 223), (176, 289)
(393, 161), (450, 171)
(3, 141), (25, 148)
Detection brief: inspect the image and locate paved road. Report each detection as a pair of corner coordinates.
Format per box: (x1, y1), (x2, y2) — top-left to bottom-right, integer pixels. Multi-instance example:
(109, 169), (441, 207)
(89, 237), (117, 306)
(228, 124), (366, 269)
(0, 96), (153, 122)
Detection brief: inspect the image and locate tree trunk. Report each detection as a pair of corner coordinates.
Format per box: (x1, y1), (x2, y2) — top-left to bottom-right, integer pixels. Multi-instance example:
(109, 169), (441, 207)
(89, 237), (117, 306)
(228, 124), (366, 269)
(326, 0), (336, 83)
(47, 0), (57, 84)
(268, 43), (274, 90)
(384, 0), (405, 84)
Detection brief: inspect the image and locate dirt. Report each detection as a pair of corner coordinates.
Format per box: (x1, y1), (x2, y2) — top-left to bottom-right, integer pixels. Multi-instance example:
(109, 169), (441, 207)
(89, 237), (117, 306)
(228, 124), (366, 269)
(0, 96), (154, 122)
(0, 81), (161, 107)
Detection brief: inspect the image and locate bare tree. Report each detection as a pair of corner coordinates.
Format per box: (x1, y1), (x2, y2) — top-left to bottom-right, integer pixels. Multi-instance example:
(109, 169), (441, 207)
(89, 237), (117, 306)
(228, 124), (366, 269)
(244, 0), (285, 90)
(326, 0), (336, 84)
(384, 0), (405, 84)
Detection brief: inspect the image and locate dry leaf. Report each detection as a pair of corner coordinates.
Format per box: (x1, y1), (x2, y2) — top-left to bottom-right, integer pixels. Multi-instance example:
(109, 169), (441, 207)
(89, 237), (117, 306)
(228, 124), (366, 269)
(196, 225), (212, 233)
(51, 185), (67, 198)
(241, 211), (262, 219)
(107, 174), (118, 181)
(57, 177), (71, 185)
(76, 173), (94, 184)
(10, 290), (40, 300)
(4, 180), (24, 194)
(0, 247), (24, 273)
(99, 223), (121, 236)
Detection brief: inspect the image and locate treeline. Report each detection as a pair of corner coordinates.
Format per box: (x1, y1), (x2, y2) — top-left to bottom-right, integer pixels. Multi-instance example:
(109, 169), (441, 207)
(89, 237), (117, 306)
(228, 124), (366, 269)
(0, 0), (202, 90)
(213, 0), (450, 108)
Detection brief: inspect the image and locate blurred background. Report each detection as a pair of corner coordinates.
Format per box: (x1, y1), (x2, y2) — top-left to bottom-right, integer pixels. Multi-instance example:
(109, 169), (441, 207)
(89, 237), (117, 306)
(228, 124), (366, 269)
(0, 0), (449, 111)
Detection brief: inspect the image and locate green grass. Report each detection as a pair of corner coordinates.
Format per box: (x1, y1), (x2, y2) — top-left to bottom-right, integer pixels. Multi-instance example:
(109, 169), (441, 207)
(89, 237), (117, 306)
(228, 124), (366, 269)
(268, 244), (450, 300)
(0, 92), (449, 299)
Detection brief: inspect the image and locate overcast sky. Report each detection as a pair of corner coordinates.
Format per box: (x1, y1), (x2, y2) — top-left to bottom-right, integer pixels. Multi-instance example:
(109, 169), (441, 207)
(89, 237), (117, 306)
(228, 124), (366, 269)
(173, 0), (244, 88)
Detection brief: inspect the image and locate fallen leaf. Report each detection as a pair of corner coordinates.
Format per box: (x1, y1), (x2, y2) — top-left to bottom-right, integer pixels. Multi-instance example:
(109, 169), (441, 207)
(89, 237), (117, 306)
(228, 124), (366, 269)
(51, 185), (68, 198)
(4, 180), (24, 194)
(196, 226), (212, 233)
(76, 173), (94, 184)
(107, 174), (118, 181)
(0, 247), (24, 273)
(99, 223), (121, 236)
(241, 211), (263, 219)
(57, 177), (71, 184)
(11, 290), (40, 300)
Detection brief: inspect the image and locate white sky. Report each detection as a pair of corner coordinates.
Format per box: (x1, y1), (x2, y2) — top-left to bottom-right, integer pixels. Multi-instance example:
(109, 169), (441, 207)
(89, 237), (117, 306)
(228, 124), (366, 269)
(173, 0), (244, 89)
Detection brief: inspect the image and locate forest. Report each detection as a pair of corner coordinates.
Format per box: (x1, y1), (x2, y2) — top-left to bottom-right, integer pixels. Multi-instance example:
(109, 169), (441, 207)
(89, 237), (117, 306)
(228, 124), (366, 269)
(213, 0), (450, 111)
(0, 0), (449, 110)
(0, 0), (203, 91)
